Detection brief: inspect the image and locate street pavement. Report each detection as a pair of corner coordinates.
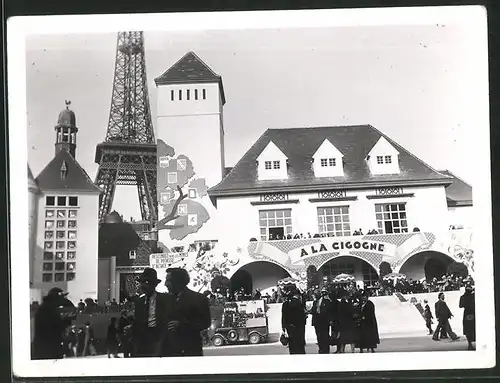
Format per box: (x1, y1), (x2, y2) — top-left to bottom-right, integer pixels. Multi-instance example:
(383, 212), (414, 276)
(204, 336), (469, 356)
(86, 336), (469, 358)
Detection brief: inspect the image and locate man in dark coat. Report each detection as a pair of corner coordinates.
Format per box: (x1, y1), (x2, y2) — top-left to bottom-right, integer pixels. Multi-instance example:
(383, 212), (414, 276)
(131, 267), (172, 357)
(163, 267), (211, 357)
(32, 287), (75, 360)
(357, 291), (380, 353)
(459, 284), (476, 350)
(432, 292), (459, 341)
(311, 287), (335, 354)
(423, 299), (434, 335)
(281, 284), (307, 354)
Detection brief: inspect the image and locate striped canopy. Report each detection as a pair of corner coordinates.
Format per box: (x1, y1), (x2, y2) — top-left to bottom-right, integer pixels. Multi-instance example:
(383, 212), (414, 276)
(332, 273), (355, 283)
(383, 272), (407, 281)
(278, 277), (300, 287)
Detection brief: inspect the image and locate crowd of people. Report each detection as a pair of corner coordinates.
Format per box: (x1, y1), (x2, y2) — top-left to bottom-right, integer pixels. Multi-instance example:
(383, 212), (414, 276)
(281, 283), (380, 354)
(32, 267), (211, 360)
(262, 228), (423, 241)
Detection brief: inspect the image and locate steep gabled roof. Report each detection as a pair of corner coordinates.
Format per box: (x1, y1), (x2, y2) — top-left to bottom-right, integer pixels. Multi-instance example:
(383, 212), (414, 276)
(154, 51), (226, 104)
(35, 149), (102, 193)
(209, 125), (453, 197)
(440, 170), (473, 206)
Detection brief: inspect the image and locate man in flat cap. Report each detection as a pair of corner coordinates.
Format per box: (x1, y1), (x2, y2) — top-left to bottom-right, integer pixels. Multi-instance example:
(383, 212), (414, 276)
(131, 268), (172, 357)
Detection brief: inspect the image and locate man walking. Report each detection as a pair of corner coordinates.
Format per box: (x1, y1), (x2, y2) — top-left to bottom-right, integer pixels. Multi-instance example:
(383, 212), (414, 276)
(163, 267), (211, 357)
(423, 299), (434, 335)
(281, 283), (307, 354)
(311, 287), (334, 354)
(433, 292), (459, 341)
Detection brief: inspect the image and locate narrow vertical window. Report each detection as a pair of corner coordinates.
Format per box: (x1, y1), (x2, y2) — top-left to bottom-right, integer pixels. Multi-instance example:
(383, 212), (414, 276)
(179, 89), (182, 100)
(202, 89), (207, 100)
(187, 89), (190, 100)
(195, 89), (199, 100)
(171, 90), (174, 101)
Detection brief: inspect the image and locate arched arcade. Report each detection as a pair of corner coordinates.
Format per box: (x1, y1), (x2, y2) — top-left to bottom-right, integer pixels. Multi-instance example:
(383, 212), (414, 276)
(398, 251), (463, 281)
(229, 261), (292, 296)
(317, 255), (379, 287)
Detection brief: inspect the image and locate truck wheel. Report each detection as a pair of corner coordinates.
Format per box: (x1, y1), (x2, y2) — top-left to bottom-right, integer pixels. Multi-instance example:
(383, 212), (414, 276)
(212, 335), (224, 347)
(248, 333), (261, 344)
(227, 330), (238, 342)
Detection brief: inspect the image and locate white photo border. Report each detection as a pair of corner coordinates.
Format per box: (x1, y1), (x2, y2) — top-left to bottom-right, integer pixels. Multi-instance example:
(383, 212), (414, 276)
(8, 5), (495, 378)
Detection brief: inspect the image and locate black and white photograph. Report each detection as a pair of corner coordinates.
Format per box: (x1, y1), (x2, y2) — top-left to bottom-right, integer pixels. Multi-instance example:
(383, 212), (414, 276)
(7, 5), (495, 378)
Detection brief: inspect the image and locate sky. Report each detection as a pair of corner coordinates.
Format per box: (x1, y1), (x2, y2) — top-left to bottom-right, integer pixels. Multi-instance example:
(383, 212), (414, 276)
(26, 22), (485, 220)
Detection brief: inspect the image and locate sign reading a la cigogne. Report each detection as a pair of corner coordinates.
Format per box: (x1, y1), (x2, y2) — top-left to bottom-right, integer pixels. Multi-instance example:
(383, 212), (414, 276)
(289, 238), (397, 264)
(149, 252), (186, 269)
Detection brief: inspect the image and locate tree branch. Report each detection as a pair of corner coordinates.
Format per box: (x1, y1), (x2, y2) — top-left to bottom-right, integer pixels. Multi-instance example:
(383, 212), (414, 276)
(156, 185), (188, 230)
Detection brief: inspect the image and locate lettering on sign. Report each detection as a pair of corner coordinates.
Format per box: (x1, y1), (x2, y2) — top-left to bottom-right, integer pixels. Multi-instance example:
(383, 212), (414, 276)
(289, 238), (396, 265)
(299, 240), (386, 258)
(149, 252), (185, 269)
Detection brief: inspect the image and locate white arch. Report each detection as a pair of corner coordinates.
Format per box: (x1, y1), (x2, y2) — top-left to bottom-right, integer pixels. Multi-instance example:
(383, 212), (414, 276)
(316, 253), (380, 276)
(228, 259), (294, 280)
(395, 250), (456, 274)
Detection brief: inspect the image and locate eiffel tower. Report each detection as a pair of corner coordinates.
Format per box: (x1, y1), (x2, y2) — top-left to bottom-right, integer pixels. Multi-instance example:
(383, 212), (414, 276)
(94, 31), (158, 225)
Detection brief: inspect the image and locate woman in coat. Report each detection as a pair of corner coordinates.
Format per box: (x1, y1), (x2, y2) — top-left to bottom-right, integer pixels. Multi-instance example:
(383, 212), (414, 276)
(459, 285), (476, 350)
(357, 291), (380, 353)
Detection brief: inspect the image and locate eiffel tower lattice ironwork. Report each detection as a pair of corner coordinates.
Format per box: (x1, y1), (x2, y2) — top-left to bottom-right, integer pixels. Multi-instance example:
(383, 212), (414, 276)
(95, 31), (158, 224)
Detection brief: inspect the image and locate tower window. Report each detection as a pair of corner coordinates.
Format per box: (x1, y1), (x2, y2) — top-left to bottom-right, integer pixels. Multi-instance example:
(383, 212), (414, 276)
(376, 156), (384, 164)
(264, 161), (272, 170)
(384, 155), (392, 164)
(195, 89), (198, 100)
(329, 158), (336, 166)
(320, 158), (328, 167)
(179, 90), (182, 100)
(171, 90), (174, 101)
(273, 161), (280, 169)
(46, 196), (55, 206)
(202, 89), (207, 100)
(187, 89), (190, 100)
(60, 161), (68, 179)
(68, 196), (78, 206)
(57, 196), (66, 206)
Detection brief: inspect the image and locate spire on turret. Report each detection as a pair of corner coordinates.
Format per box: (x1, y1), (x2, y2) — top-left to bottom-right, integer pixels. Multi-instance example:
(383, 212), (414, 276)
(54, 100), (78, 158)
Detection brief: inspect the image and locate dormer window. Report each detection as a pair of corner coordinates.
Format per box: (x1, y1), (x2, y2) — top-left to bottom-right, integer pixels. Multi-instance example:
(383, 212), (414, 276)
(313, 140), (344, 178)
(257, 141), (288, 181)
(320, 158), (337, 167)
(367, 136), (401, 175)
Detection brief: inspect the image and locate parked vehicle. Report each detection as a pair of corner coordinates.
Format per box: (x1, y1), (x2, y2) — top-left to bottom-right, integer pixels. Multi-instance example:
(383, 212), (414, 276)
(211, 300), (269, 347)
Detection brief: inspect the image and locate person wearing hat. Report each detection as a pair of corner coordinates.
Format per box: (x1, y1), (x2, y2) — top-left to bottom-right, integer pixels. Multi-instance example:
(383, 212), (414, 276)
(423, 299), (434, 335)
(131, 267), (173, 357)
(357, 290), (380, 353)
(32, 287), (74, 359)
(310, 286), (335, 354)
(281, 283), (307, 354)
(459, 284), (476, 350)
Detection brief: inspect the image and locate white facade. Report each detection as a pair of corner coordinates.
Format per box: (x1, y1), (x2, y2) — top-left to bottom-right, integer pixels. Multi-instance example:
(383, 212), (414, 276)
(215, 185), (449, 244)
(33, 191), (99, 303)
(156, 82), (225, 189)
(448, 205), (474, 229)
